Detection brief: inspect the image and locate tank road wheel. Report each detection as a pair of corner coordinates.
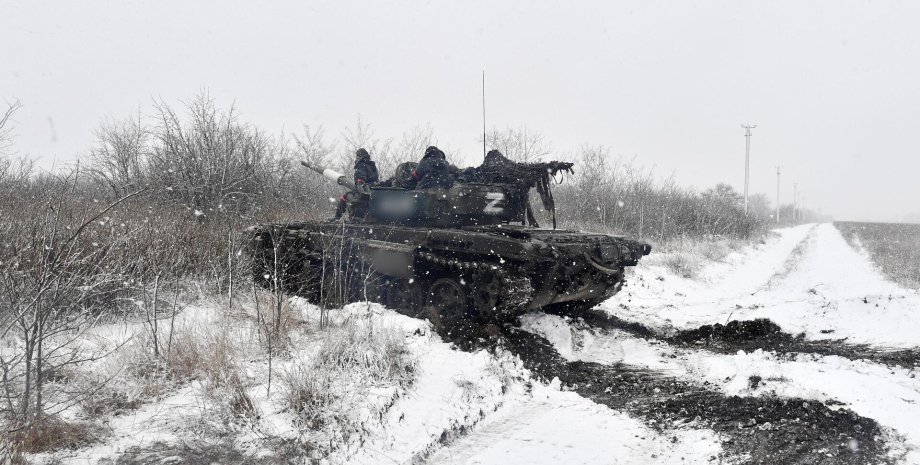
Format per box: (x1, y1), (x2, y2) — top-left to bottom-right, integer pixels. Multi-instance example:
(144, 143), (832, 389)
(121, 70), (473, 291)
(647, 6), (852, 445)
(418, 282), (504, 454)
(424, 277), (472, 333)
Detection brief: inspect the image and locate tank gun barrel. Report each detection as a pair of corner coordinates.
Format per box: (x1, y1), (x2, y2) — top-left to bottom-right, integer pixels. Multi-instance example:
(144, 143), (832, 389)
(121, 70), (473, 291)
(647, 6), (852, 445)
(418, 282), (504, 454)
(300, 160), (369, 193)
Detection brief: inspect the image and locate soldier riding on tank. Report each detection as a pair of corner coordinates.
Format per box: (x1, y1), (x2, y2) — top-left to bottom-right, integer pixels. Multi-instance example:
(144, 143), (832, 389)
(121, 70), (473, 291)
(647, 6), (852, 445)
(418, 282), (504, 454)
(333, 148), (379, 220)
(413, 146), (456, 189)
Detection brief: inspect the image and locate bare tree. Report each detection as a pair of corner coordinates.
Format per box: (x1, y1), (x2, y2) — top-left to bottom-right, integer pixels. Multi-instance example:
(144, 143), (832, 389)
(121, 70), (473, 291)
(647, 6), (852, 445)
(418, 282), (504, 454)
(483, 126), (552, 163)
(87, 113), (149, 198)
(389, 125), (434, 174)
(0, 100), (22, 157)
(289, 125), (340, 216)
(146, 94), (277, 214)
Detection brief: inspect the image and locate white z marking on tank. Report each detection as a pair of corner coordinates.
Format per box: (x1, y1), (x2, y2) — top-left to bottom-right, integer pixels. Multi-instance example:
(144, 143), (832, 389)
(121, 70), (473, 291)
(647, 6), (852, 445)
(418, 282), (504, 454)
(484, 192), (505, 214)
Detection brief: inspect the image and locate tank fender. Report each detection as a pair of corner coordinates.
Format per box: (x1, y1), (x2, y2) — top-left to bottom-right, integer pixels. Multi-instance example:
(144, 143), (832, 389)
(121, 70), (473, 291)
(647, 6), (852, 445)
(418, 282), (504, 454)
(583, 252), (619, 275)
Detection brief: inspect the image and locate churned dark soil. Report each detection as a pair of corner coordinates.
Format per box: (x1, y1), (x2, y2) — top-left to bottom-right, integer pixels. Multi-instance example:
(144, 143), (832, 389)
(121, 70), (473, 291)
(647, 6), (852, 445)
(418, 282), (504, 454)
(559, 308), (920, 369)
(496, 327), (892, 465)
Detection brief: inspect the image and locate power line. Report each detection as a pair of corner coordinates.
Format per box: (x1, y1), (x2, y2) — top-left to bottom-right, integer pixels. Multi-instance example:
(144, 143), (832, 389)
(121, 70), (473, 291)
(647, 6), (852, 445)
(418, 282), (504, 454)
(742, 124), (757, 213)
(775, 166), (782, 224)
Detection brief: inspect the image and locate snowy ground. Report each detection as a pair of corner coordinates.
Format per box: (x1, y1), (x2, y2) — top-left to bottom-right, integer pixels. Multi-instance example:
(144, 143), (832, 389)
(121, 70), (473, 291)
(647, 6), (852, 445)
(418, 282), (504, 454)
(426, 383), (720, 465)
(31, 300), (724, 465)
(23, 222), (920, 464)
(615, 223), (920, 348)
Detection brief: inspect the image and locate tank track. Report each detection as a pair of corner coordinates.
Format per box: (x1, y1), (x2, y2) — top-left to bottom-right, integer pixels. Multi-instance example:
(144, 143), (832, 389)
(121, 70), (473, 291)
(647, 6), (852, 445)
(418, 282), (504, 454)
(416, 250), (533, 316)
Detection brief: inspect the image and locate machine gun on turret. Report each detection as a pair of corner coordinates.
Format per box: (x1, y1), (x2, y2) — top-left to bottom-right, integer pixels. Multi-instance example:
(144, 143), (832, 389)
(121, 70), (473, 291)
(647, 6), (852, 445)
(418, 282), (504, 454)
(458, 150), (575, 228)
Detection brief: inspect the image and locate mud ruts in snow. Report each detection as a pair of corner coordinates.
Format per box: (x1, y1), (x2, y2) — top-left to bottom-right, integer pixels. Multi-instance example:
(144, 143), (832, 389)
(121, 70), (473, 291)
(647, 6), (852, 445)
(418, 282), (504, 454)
(516, 313), (897, 464)
(524, 312), (920, 463)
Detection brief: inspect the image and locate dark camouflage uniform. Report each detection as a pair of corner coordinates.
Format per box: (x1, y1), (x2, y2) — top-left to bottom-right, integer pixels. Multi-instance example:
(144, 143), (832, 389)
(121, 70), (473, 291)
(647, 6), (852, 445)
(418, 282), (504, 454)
(414, 146), (454, 189)
(334, 148), (379, 219)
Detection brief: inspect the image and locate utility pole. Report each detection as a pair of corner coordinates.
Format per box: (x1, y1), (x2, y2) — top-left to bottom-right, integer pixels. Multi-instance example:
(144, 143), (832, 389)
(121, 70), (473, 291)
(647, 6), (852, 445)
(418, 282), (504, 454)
(801, 195), (806, 221)
(742, 124), (757, 213)
(792, 182), (798, 222)
(775, 166), (781, 224)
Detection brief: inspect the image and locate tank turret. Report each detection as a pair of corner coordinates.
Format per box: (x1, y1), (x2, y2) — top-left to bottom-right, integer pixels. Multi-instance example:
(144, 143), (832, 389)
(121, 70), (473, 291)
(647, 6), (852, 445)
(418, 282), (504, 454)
(302, 159), (531, 227)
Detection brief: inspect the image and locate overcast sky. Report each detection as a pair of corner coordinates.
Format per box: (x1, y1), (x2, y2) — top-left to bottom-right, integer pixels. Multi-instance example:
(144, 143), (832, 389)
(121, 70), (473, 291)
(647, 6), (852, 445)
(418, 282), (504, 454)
(2, 0), (919, 222)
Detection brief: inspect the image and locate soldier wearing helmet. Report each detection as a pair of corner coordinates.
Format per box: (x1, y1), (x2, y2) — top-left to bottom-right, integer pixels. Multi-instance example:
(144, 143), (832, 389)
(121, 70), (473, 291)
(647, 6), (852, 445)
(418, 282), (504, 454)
(414, 146), (454, 189)
(333, 148), (379, 220)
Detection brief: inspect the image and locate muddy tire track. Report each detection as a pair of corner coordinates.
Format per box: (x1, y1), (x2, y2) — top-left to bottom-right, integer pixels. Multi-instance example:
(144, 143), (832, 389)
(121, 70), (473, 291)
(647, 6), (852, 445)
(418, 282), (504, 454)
(495, 327), (891, 465)
(557, 308), (920, 368)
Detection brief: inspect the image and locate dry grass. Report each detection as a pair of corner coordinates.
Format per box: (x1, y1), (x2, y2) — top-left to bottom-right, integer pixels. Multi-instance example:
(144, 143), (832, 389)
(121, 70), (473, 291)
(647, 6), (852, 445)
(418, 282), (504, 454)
(835, 222), (920, 290)
(105, 439), (311, 465)
(646, 233), (765, 279)
(164, 324), (255, 417)
(78, 311), (257, 422)
(242, 289), (308, 355)
(659, 252), (702, 279)
(6, 418), (105, 456)
(284, 317), (416, 437)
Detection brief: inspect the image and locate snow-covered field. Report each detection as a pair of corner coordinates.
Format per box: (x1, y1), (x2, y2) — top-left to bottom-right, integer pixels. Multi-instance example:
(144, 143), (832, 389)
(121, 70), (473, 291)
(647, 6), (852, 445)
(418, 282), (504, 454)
(22, 222), (920, 464)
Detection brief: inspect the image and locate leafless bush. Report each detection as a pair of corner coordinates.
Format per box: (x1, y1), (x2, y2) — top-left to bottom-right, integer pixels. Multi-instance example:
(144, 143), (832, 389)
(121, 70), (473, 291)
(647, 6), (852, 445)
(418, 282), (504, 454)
(284, 318), (415, 437)
(482, 126), (552, 163)
(247, 289), (303, 351)
(88, 114), (149, 198)
(0, 100), (22, 157)
(659, 252), (702, 279)
(147, 95), (278, 214)
(0, 169), (148, 440)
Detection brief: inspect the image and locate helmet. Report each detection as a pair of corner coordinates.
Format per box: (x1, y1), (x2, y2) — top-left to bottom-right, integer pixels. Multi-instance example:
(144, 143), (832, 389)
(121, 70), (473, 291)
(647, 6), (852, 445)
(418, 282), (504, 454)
(424, 146), (445, 159)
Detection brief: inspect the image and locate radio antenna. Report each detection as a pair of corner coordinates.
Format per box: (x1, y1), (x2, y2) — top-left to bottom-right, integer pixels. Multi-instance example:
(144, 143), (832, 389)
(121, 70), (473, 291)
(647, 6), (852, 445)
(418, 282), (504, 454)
(482, 70), (487, 159)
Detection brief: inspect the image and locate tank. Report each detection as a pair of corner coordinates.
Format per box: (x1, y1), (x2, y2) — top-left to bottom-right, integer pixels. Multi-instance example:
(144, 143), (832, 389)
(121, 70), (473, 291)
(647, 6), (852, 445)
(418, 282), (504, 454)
(246, 157), (651, 331)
